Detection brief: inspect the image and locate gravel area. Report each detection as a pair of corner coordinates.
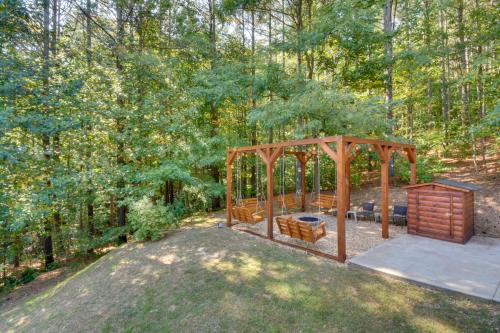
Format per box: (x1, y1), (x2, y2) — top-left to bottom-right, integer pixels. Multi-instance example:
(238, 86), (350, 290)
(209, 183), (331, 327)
(233, 211), (407, 259)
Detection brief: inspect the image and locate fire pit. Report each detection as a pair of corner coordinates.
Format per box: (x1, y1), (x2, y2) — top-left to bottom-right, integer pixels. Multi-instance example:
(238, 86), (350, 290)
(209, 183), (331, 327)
(297, 216), (321, 226)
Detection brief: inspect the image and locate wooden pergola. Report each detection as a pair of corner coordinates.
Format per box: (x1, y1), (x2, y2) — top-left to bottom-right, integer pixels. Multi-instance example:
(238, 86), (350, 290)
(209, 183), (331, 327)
(226, 135), (417, 263)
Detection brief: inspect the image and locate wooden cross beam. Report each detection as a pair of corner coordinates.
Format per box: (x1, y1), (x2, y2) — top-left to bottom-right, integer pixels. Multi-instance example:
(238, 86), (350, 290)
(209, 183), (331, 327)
(348, 147), (363, 163)
(319, 141), (337, 162)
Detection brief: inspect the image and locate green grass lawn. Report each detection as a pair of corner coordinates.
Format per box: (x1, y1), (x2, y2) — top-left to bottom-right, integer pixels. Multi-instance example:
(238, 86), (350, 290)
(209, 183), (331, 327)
(1, 215), (499, 332)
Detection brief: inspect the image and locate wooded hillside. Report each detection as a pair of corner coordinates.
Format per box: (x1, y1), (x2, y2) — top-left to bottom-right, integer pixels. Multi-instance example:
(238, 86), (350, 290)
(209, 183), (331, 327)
(1, 0), (498, 277)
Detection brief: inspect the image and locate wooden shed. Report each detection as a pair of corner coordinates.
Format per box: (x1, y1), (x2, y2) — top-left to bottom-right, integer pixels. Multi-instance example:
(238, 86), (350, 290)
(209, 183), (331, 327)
(405, 180), (479, 244)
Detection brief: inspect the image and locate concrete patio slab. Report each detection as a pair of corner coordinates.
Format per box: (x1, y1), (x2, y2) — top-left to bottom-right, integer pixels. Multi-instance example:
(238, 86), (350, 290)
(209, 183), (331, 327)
(349, 234), (500, 302)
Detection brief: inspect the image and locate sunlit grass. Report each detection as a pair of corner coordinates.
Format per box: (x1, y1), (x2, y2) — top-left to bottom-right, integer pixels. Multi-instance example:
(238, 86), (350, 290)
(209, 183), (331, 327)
(1, 216), (498, 333)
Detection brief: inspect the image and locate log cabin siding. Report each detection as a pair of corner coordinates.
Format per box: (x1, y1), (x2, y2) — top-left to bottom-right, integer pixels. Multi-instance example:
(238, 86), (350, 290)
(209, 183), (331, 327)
(405, 183), (476, 244)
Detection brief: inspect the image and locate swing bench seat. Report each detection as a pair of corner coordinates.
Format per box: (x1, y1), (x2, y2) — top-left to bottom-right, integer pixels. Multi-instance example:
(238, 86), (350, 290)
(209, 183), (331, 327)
(275, 216), (327, 244)
(232, 206), (265, 224)
(309, 194), (337, 211)
(278, 193), (299, 210)
(238, 198), (266, 213)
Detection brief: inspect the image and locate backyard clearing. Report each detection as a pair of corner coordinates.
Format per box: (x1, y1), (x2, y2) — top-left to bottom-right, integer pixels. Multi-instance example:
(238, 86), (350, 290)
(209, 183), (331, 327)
(1, 215), (498, 333)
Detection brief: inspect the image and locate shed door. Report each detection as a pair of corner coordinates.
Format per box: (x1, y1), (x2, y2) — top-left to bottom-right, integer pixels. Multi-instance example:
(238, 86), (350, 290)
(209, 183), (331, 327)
(416, 192), (453, 238)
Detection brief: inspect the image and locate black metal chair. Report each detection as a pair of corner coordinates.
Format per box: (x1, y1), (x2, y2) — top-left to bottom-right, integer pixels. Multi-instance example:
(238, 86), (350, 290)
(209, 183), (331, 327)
(391, 205), (407, 226)
(357, 202), (375, 222)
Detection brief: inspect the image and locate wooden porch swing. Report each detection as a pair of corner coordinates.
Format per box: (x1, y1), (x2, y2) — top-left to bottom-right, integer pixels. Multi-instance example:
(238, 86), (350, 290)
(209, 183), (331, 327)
(231, 154), (266, 224)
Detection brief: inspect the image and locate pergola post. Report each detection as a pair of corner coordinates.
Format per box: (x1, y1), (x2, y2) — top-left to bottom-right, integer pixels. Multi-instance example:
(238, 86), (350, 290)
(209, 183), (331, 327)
(345, 160), (351, 211)
(257, 147), (282, 239)
(374, 144), (391, 239)
(409, 148), (417, 185)
(226, 149), (237, 227)
(336, 140), (347, 262)
(266, 156), (274, 239)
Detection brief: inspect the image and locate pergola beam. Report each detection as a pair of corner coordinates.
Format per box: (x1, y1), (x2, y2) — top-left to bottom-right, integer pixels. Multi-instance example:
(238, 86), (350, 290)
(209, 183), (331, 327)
(231, 135), (414, 153)
(319, 141), (338, 162)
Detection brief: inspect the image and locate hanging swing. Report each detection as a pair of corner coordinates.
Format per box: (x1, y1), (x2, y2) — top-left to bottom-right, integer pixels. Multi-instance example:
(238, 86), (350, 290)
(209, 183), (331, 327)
(277, 150), (299, 214)
(232, 154), (265, 224)
(240, 155), (266, 212)
(309, 144), (337, 213)
(275, 146), (327, 243)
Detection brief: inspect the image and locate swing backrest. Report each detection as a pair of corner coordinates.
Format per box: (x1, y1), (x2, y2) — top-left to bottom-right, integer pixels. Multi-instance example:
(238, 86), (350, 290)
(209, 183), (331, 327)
(297, 221), (326, 243)
(278, 193), (298, 209)
(310, 194), (337, 209)
(276, 217), (327, 243)
(241, 198), (258, 207)
(232, 206), (264, 224)
(276, 216), (292, 236)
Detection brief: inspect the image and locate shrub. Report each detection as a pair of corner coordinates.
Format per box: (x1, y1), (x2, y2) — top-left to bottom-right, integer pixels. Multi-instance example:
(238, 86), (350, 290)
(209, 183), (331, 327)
(19, 267), (39, 284)
(395, 156), (452, 183)
(128, 197), (179, 241)
(0, 267), (40, 293)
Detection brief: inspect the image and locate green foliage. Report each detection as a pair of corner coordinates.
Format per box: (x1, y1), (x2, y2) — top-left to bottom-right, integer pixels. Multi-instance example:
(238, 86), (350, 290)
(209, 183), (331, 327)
(395, 156), (452, 184)
(0, 267), (40, 293)
(128, 198), (179, 241)
(19, 267), (39, 284)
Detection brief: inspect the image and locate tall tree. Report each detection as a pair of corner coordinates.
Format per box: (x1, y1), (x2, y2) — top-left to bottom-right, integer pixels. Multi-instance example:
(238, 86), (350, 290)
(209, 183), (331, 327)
(42, 0), (54, 267)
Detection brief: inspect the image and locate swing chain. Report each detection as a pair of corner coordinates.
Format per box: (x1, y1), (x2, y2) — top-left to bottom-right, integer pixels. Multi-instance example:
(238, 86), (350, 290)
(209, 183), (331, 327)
(280, 149), (288, 214)
(235, 154), (243, 206)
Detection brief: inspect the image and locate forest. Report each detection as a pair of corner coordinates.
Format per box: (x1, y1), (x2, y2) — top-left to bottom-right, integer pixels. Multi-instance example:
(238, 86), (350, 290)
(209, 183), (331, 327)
(0, 0), (498, 284)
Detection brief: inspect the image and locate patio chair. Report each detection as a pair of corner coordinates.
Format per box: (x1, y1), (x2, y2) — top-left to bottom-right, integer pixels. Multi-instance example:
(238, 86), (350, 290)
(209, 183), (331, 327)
(356, 202), (376, 222)
(391, 205), (407, 226)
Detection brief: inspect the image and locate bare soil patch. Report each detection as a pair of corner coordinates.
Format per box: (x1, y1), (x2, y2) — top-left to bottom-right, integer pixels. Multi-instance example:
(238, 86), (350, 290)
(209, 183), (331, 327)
(0, 267), (72, 312)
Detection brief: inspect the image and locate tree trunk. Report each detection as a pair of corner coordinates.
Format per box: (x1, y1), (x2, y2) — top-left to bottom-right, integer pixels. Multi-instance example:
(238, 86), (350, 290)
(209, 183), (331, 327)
(439, 7), (449, 151)
(42, 0), (54, 268)
(423, 0), (433, 126)
(457, 0), (469, 127)
(305, 0), (314, 80)
(383, 0), (395, 129)
(268, 3), (273, 144)
(164, 180), (175, 204)
(474, 0), (486, 169)
(250, 7), (257, 196)
(13, 236), (20, 268)
(83, 0), (95, 239)
(208, 0), (221, 210)
(116, 1), (127, 243)
(282, 0), (286, 70)
(295, 0), (304, 192)
(109, 196), (116, 227)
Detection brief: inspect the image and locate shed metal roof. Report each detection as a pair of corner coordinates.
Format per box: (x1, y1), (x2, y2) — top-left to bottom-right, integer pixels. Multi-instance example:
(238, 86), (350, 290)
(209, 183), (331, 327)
(405, 179), (480, 192)
(434, 179), (481, 191)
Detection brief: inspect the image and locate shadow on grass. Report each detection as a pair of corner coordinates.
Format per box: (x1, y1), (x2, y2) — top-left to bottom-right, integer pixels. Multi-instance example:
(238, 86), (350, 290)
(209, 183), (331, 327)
(1, 226), (499, 333)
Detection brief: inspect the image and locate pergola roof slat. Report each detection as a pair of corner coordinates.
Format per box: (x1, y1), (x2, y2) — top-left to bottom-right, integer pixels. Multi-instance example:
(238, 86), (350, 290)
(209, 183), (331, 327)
(229, 135), (415, 153)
